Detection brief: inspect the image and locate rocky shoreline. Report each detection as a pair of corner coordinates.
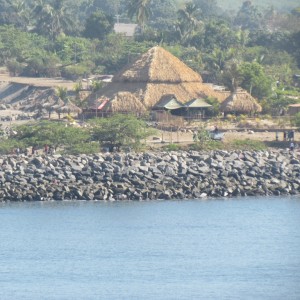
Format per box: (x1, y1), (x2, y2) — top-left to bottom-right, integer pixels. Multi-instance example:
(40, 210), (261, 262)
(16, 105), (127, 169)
(1, 150), (300, 201)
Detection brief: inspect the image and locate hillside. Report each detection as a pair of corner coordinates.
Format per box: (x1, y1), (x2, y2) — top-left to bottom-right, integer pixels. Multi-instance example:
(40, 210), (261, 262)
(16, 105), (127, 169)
(221, 0), (299, 11)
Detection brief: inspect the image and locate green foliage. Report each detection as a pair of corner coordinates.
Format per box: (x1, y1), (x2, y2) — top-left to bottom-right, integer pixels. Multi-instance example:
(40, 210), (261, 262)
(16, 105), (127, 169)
(91, 81), (104, 92)
(205, 97), (220, 117)
(127, 0), (151, 31)
(0, 138), (23, 154)
(55, 35), (94, 64)
(64, 141), (100, 155)
(161, 143), (183, 151)
(56, 87), (68, 101)
(0, 25), (50, 65)
(192, 125), (212, 149)
(6, 60), (24, 76)
(13, 121), (90, 149)
(230, 139), (266, 150)
(32, 0), (75, 40)
(83, 10), (115, 40)
(292, 112), (300, 128)
(238, 62), (272, 99)
(89, 114), (156, 150)
(62, 62), (94, 80)
(234, 1), (263, 31)
(23, 54), (61, 77)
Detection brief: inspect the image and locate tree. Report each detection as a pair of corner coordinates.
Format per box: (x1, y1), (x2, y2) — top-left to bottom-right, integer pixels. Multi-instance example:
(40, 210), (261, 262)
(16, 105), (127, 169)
(176, 2), (201, 44)
(23, 54), (60, 77)
(234, 1), (263, 31)
(192, 0), (219, 17)
(0, 0), (28, 28)
(89, 114), (155, 150)
(292, 112), (300, 129)
(32, 0), (74, 40)
(222, 61), (244, 92)
(13, 121), (90, 151)
(83, 10), (114, 40)
(238, 62), (272, 99)
(127, 0), (151, 33)
(148, 0), (177, 30)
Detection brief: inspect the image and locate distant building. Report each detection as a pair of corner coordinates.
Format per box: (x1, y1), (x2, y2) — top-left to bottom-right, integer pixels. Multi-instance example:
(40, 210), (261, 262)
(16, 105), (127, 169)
(114, 23), (138, 37)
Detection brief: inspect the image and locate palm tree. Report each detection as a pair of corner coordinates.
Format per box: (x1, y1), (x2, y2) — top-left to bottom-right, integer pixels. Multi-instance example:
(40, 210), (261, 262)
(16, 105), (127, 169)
(127, 0), (151, 33)
(32, 0), (74, 40)
(11, 0), (30, 30)
(176, 2), (201, 43)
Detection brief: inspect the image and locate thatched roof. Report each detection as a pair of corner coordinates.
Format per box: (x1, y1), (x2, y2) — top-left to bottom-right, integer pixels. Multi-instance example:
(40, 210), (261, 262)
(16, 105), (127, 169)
(87, 81), (226, 110)
(154, 94), (183, 110)
(58, 99), (82, 114)
(87, 46), (229, 111)
(113, 46), (202, 83)
(185, 98), (212, 108)
(220, 91), (262, 113)
(98, 92), (146, 113)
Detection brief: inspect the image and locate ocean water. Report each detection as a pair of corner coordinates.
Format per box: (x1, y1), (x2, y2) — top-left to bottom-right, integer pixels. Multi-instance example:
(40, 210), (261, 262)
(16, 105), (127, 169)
(0, 197), (300, 300)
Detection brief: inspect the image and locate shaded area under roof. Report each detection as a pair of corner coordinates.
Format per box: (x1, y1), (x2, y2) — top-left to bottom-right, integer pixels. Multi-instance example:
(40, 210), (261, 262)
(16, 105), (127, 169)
(153, 94), (183, 110)
(185, 98), (212, 108)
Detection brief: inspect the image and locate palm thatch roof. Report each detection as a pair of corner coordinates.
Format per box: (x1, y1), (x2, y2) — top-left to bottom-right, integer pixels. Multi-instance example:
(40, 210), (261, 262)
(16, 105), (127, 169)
(98, 92), (147, 113)
(87, 46), (228, 112)
(58, 99), (82, 114)
(220, 91), (262, 114)
(153, 94), (183, 110)
(185, 98), (212, 108)
(113, 46), (202, 83)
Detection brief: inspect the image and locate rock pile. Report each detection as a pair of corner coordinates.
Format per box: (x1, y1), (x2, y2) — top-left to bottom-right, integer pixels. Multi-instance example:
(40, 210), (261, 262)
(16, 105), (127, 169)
(1, 150), (300, 201)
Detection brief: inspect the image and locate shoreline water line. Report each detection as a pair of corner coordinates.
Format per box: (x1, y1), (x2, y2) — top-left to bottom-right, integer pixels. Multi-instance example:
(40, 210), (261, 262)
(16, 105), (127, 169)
(1, 150), (300, 202)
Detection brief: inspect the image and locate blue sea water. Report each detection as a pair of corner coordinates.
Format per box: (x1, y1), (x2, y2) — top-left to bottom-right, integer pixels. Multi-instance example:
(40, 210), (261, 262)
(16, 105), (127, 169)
(0, 197), (300, 300)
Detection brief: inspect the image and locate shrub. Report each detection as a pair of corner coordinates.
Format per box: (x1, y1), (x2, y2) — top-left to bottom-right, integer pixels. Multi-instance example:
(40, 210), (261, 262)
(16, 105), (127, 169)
(230, 139), (266, 151)
(162, 143), (182, 151)
(64, 142), (99, 155)
(0, 139), (23, 154)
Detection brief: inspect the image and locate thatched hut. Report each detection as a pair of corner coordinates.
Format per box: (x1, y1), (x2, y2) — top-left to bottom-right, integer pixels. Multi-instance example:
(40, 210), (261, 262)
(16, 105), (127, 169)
(86, 92), (146, 118)
(220, 91), (262, 115)
(58, 99), (82, 116)
(86, 46), (227, 113)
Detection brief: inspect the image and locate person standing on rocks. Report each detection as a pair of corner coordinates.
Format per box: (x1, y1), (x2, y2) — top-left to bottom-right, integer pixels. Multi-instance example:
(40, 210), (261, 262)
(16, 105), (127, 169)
(290, 142), (295, 152)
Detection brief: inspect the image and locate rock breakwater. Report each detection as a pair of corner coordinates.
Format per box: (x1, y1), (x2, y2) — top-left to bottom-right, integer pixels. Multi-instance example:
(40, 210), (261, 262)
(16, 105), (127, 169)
(1, 150), (300, 201)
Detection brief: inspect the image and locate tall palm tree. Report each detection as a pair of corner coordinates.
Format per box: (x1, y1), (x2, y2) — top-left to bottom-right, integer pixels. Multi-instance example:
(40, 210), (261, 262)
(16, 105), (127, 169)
(177, 2), (201, 43)
(127, 0), (151, 33)
(32, 0), (74, 40)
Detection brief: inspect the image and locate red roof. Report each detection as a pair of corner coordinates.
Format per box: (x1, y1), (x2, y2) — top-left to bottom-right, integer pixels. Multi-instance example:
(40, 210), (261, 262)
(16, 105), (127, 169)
(96, 99), (109, 110)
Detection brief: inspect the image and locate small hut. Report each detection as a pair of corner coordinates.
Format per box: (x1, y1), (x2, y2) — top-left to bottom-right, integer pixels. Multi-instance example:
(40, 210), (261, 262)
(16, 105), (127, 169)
(84, 92), (146, 118)
(58, 99), (82, 118)
(220, 91), (262, 115)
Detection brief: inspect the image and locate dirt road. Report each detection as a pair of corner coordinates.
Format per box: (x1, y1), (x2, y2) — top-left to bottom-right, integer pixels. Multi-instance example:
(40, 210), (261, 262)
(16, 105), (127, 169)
(0, 74), (75, 90)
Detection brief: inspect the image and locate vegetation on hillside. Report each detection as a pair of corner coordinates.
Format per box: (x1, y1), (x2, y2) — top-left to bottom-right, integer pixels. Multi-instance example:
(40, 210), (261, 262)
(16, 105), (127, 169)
(0, 0), (299, 114)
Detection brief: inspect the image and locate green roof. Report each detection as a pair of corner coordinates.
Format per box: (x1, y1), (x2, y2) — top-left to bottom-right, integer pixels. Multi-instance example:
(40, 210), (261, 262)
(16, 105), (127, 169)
(154, 94), (184, 110)
(185, 98), (212, 108)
